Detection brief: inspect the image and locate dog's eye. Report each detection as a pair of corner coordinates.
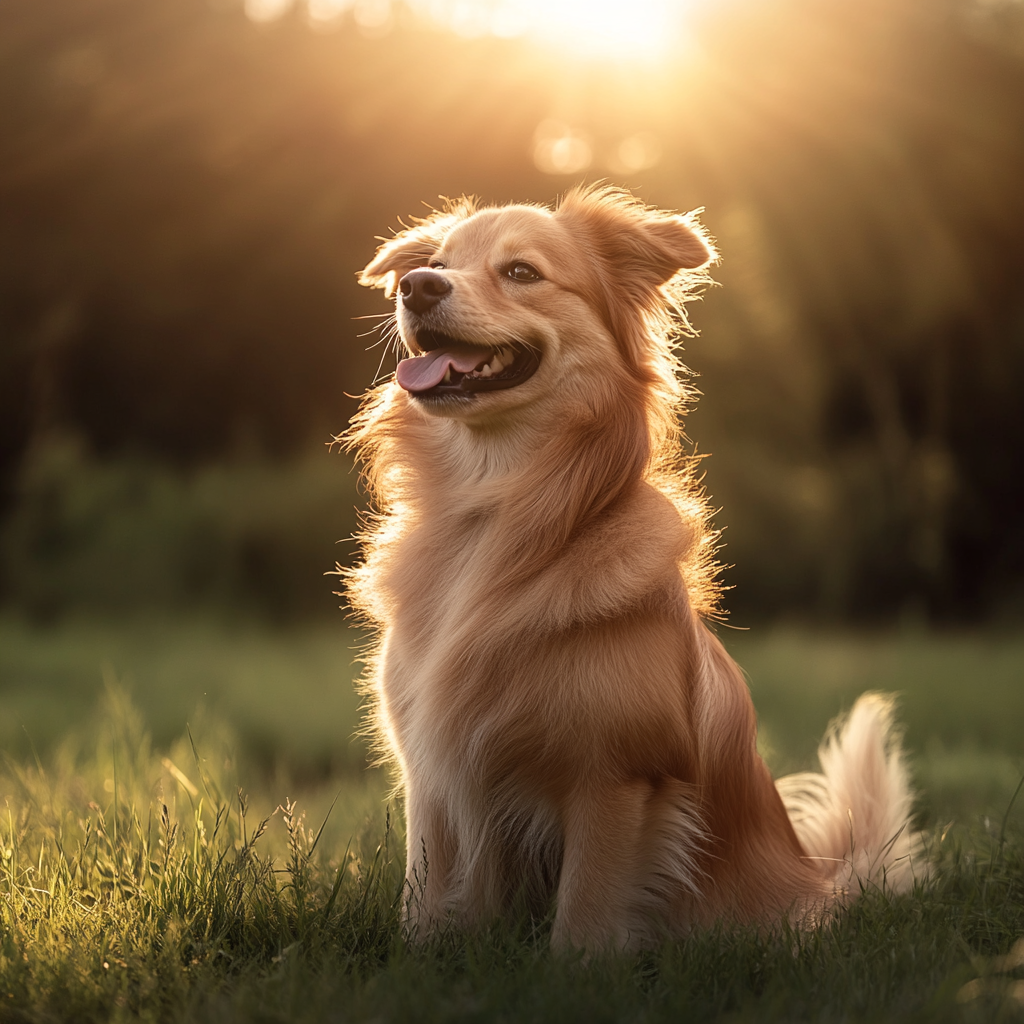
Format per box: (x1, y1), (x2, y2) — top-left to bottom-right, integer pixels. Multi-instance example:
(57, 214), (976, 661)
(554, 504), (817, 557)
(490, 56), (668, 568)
(428, 260), (446, 270)
(507, 262), (542, 283)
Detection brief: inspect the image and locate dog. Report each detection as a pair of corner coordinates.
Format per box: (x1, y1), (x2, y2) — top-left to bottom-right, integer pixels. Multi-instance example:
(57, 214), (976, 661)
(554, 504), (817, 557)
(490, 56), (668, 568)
(343, 186), (924, 952)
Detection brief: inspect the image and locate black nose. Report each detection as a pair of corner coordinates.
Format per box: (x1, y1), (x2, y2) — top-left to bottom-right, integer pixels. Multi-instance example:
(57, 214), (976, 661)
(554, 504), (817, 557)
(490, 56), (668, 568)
(398, 268), (451, 316)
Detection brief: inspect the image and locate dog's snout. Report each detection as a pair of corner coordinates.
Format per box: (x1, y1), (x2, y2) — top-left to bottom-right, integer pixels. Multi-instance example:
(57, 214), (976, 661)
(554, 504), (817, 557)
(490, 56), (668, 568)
(398, 269), (451, 316)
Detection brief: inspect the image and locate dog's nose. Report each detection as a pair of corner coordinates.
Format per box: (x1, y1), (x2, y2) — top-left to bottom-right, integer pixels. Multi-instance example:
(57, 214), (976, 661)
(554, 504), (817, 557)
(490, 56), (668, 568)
(398, 269), (451, 316)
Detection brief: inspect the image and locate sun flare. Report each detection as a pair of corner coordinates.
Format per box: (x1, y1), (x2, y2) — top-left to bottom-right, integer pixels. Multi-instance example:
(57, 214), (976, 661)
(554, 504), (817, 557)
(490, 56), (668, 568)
(409, 0), (685, 60)
(249, 0), (690, 61)
(514, 0), (681, 59)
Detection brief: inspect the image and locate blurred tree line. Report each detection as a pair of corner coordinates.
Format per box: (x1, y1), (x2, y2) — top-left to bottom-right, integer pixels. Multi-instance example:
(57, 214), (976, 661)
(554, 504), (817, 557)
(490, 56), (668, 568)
(1, 0), (1022, 624)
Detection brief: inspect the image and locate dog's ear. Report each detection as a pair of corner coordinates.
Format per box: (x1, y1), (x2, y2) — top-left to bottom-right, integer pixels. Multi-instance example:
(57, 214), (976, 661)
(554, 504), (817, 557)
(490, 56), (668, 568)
(558, 185), (715, 285)
(619, 212), (716, 281)
(555, 186), (717, 372)
(359, 201), (474, 298)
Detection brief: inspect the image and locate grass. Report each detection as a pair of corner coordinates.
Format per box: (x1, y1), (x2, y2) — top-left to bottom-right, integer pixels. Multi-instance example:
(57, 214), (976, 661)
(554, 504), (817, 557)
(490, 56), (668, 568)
(0, 615), (1022, 1021)
(0, 614), (368, 776)
(728, 626), (1024, 824)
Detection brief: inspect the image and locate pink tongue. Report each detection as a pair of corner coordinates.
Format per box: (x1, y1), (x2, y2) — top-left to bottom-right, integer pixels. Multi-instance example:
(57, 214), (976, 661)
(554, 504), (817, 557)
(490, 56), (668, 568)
(395, 346), (492, 393)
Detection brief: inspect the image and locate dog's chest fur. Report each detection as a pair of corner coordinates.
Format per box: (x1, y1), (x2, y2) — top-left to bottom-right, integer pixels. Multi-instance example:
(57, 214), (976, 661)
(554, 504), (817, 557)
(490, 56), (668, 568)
(368, 483), (701, 792)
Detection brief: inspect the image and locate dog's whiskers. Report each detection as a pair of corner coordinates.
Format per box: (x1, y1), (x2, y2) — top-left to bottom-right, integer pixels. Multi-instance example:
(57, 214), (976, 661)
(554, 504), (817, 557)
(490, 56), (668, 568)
(360, 313), (399, 347)
(371, 345), (393, 385)
(368, 317), (407, 385)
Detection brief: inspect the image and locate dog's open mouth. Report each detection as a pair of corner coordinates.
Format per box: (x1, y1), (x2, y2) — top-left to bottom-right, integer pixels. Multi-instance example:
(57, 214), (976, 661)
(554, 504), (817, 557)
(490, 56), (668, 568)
(395, 331), (541, 397)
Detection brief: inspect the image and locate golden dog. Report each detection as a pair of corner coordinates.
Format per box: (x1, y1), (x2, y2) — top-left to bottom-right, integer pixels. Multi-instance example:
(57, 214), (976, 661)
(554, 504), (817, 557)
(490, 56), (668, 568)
(344, 186), (923, 952)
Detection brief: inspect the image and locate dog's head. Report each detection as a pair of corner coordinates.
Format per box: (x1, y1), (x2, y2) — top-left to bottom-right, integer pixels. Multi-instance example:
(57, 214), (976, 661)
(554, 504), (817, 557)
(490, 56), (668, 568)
(359, 187), (716, 425)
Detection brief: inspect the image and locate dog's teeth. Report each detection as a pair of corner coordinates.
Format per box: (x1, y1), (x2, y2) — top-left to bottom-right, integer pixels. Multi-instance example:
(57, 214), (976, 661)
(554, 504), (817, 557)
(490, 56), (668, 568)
(480, 364), (493, 377)
(443, 367), (452, 383)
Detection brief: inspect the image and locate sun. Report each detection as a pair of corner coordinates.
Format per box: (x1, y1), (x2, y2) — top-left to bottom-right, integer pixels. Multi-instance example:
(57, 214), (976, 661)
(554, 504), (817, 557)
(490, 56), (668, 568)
(409, 0), (686, 61)
(519, 0), (682, 59)
(252, 0), (691, 63)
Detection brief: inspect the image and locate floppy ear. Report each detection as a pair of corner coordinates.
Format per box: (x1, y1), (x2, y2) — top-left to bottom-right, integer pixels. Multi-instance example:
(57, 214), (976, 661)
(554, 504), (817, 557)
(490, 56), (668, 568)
(359, 200), (475, 298)
(621, 212), (716, 280)
(555, 186), (717, 370)
(558, 184), (715, 285)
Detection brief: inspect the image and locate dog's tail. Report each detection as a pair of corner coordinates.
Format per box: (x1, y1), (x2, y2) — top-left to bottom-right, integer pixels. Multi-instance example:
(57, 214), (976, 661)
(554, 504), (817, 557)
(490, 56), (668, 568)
(775, 692), (926, 895)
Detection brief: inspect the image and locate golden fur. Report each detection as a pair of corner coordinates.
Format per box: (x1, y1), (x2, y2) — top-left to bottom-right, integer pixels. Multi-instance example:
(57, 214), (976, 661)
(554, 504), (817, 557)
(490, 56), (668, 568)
(343, 186), (924, 952)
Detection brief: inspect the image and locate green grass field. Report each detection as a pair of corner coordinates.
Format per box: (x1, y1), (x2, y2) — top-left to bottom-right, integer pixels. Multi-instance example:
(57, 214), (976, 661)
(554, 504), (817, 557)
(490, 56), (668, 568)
(0, 614), (1022, 1022)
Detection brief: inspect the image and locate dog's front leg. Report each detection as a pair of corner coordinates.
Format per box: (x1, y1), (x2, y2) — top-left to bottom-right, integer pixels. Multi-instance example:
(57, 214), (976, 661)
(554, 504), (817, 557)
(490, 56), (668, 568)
(551, 779), (651, 954)
(403, 782), (455, 939)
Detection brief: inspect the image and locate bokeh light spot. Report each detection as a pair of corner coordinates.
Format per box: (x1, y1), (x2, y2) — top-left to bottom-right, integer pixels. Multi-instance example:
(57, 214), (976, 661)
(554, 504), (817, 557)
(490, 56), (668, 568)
(354, 0), (394, 35)
(307, 0), (353, 26)
(447, 1), (492, 37)
(614, 131), (663, 174)
(532, 120), (592, 175)
(245, 0), (294, 23)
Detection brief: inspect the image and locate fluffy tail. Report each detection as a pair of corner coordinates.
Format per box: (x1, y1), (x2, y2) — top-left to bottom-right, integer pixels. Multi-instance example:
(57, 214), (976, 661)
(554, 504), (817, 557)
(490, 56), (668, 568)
(775, 692), (926, 895)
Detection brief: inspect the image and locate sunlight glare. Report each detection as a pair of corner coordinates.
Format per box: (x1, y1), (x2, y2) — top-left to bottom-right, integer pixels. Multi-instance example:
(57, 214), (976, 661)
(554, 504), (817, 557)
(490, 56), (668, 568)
(521, 0), (679, 59)
(408, 0), (683, 60)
